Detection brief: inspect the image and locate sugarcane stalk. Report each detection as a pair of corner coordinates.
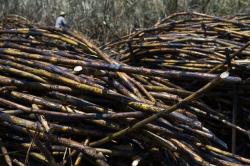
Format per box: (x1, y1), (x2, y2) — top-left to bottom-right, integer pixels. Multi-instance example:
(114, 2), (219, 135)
(32, 138), (58, 166)
(0, 138), (13, 166)
(12, 159), (25, 166)
(196, 143), (250, 164)
(0, 48), (242, 83)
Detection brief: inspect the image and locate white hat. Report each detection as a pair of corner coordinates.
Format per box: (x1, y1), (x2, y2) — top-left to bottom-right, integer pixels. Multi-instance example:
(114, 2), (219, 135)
(60, 11), (66, 16)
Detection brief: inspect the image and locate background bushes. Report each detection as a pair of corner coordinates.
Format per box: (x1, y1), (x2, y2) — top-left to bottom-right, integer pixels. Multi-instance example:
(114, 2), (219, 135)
(0, 0), (249, 43)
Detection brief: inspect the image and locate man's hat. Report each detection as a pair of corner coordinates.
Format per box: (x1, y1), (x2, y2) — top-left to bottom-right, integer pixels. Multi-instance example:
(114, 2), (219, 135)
(60, 11), (66, 16)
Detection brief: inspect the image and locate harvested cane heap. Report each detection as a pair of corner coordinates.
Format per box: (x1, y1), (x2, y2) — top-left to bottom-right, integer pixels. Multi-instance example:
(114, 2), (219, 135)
(0, 13), (249, 166)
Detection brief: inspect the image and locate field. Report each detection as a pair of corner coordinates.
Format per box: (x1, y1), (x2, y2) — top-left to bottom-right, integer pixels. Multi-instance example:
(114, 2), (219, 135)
(0, 0), (250, 42)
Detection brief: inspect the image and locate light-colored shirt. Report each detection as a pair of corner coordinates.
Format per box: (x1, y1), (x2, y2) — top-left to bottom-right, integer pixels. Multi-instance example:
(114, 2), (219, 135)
(55, 16), (66, 28)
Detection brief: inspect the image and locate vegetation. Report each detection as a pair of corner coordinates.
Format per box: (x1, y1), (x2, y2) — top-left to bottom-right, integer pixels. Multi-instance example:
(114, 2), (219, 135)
(0, 0), (250, 42)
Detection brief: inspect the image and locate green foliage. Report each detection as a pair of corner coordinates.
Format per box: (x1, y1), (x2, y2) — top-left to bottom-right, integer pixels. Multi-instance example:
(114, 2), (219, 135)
(0, 0), (249, 43)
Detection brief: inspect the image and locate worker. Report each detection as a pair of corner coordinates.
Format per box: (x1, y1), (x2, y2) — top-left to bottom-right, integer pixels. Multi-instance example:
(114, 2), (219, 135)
(55, 11), (69, 29)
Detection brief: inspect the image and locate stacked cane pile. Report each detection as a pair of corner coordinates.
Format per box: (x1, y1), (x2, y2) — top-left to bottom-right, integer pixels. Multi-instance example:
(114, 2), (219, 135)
(0, 14), (249, 166)
(104, 12), (250, 164)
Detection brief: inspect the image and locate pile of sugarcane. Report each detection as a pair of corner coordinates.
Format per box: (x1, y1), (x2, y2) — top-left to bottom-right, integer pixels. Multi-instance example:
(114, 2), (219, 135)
(0, 14), (249, 166)
(105, 11), (250, 159)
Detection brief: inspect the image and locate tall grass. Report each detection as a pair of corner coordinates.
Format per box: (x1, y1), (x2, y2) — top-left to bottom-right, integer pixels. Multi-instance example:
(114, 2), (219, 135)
(0, 0), (249, 43)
